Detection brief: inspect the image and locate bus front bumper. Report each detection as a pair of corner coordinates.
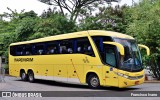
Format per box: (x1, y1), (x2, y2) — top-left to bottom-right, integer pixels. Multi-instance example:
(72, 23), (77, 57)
(118, 76), (145, 88)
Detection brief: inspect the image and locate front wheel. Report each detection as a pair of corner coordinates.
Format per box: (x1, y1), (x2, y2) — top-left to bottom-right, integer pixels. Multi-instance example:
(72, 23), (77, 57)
(87, 74), (100, 89)
(28, 71), (35, 83)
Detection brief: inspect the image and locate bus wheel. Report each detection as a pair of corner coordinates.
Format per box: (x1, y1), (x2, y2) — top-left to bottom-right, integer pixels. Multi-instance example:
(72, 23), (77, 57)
(87, 74), (100, 89)
(20, 70), (27, 81)
(28, 71), (35, 83)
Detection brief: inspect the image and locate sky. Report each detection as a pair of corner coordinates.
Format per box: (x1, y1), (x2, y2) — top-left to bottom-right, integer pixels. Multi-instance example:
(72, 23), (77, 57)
(0, 0), (139, 16)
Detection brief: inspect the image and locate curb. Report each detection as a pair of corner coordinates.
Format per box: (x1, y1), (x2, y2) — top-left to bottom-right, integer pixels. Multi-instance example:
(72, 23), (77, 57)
(144, 81), (160, 83)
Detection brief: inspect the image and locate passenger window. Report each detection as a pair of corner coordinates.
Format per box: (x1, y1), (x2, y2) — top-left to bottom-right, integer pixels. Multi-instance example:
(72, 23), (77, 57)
(34, 44), (45, 55)
(59, 39), (73, 54)
(10, 46), (16, 56)
(77, 37), (94, 56)
(47, 42), (58, 54)
(24, 45), (32, 55)
(16, 46), (24, 56)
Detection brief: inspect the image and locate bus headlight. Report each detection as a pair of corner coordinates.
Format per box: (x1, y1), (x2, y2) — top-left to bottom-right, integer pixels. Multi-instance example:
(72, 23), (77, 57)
(116, 72), (129, 79)
(115, 72), (144, 80)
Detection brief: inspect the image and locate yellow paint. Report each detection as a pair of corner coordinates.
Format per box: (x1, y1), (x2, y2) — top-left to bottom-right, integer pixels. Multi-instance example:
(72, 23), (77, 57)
(103, 42), (124, 55)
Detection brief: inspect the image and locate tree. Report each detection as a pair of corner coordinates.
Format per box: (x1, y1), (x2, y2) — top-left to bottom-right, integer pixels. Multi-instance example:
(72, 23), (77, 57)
(32, 12), (77, 39)
(0, 10), (39, 57)
(19, 10), (38, 19)
(2, 7), (25, 20)
(126, 0), (160, 55)
(79, 5), (129, 33)
(38, 0), (120, 22)
(125, 0), (160, 79)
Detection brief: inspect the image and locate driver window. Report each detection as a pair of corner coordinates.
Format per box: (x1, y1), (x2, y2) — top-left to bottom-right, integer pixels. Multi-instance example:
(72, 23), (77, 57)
(105, 47), (116, 67)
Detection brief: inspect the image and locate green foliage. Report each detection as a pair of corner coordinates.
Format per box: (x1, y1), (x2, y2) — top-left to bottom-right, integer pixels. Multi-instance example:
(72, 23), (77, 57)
(0, 9), (77, 57)
(126, 0), (160, 56)
(124, 0), (160, 79)
(144, 55), (160, 80)
(14, 18), (36, 41)
(79, 5), (129, 33)
(36, 14), (77, 36)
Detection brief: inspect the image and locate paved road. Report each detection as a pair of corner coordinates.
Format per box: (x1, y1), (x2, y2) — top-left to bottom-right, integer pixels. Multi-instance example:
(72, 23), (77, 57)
(0, 76), (160, 100)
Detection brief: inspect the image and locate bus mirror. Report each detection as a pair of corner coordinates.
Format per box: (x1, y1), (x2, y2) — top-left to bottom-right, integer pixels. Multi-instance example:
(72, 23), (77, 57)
(138, 44), (150, 55)
(103, 42), (124, 56)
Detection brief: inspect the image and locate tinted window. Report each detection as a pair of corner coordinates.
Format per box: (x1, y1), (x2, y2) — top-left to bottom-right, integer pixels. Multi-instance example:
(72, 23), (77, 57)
(76, 37), (94, 56)
(47, 42), (58, 54)
(59, 39), (73, 54)
(33, 44), (45, 55)
(92, 36), (117, 67)
(10, 46), (16, 56)
(24, 45), (32, 55)
(10, 37), (95, 57)
(92, 36), (112, 52)
(105, 45), (117, 67)
(16, 46), (24, 56)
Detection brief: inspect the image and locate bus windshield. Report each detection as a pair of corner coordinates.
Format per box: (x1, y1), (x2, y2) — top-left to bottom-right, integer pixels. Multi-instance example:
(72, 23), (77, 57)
(114, 38), (143, 72)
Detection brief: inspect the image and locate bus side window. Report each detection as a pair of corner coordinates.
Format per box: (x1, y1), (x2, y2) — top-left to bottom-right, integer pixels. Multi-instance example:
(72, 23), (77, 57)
(59, 39), (73, 54)
(77, 47), (82, 53)
(67, 48), (73, 53)
(34, 44), (45, 55)
(10, 46), (16, 56)
(16, 46), (24, 56)
(47, 42), (58, 54)
(77, 37), (95, 57)
(24, 45), (32, 55)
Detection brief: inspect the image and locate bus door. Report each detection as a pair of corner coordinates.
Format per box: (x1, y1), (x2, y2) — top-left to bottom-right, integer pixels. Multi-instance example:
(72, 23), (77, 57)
(103, 45), (119, 87)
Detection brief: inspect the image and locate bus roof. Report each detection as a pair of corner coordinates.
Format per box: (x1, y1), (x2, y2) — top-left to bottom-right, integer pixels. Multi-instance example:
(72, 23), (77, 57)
(10, 30), (134, 46)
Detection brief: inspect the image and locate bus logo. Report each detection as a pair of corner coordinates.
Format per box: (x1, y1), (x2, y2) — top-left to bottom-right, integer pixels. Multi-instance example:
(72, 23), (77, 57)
(14, 58), (33, 62)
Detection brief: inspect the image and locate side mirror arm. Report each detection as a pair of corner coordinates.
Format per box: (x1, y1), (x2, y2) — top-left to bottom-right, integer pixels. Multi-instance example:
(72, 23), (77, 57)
(103, 42), (124, 56)
(138, 44), (150, 56)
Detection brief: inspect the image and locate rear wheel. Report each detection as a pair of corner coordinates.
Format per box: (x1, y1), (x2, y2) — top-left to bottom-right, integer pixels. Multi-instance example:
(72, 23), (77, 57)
(87, 74), (100, 89)
(20, 70), (27, 81)
(28, 70), (35, 83)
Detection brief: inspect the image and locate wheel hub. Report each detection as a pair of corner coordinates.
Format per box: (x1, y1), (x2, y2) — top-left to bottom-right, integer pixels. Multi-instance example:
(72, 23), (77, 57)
(22, 73), (26, 79)
(90, 77), (99, 87)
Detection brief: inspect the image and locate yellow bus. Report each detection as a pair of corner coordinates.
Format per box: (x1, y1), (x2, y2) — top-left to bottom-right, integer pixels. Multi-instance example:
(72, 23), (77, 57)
(9, 30), (150, 88)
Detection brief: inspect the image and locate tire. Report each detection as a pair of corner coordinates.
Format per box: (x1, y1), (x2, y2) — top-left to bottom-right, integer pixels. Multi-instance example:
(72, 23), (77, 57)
(87, 74), (100, 89)
(20, 71), (27, 81)
(28, 70), (35, 83)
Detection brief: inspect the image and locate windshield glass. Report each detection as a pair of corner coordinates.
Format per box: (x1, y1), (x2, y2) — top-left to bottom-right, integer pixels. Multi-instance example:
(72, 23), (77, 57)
(114, 38), (143, 72)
